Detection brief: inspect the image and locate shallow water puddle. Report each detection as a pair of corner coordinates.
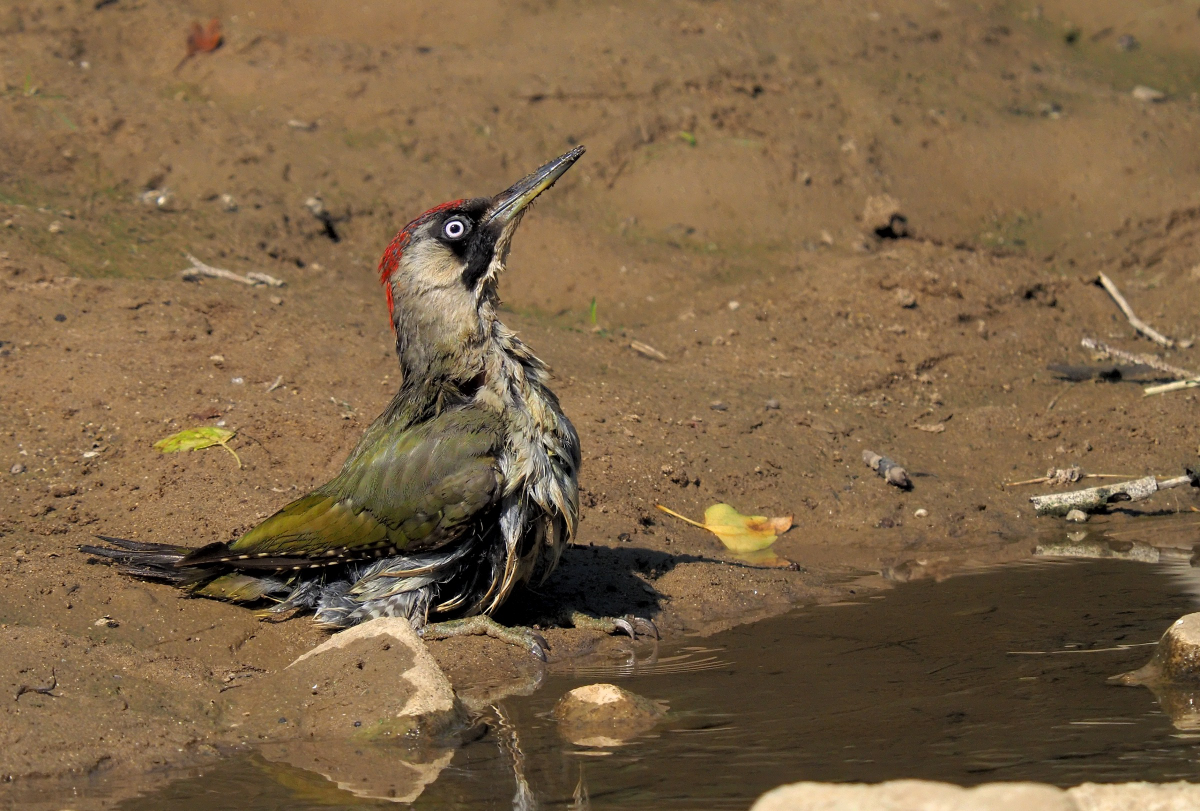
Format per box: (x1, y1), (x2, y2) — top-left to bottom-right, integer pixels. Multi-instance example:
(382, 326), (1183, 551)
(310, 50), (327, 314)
(119, 559), (1200, 809)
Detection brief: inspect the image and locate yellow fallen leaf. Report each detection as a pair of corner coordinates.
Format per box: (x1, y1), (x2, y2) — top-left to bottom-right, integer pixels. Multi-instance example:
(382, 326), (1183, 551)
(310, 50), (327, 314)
(655, 503), (792, 553)
(154, 426), (241, 468)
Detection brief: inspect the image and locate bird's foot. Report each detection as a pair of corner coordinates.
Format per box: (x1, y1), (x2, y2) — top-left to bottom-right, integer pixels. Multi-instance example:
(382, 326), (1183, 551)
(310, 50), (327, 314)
(420, 616), (550, 661)
(564, 611), (659, 640)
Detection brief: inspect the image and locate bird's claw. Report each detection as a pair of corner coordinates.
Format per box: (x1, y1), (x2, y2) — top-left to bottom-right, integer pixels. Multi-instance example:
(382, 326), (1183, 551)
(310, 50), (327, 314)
(566, 611), (658, 640)
(528, 630), (550, 662)
(612, 618), (636, 638)
(420, 616), (551, 661)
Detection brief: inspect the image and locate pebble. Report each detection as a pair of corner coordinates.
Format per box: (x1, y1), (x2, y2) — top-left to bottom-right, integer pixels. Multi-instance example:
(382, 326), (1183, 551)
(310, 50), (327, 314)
(231, 377), (245, 385)
(1116, 613), (1200, 686)
(765, 399), (781, 410)
(139, 188), (174, 209)
(862, 194), (908, 237)
(47, 221), (63, 234)
(1132, 85), (1165, 103)
(709, 401), (728, 411)
(10, 463), (26, 474)
(727, 300), (741, 311)
(1116, 34), (1139, 52)
(1064, 509), (1089, 523)
(219, 193), (238, 212)
(49, 483), (78, 498)
(914, 508), (928, 518)
(894, 288), (917, 308)
(552, 683), (666, 747)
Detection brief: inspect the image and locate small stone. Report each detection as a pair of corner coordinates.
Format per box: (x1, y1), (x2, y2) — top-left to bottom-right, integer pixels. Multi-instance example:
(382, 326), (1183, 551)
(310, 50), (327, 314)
(914, 508), (928, 518)
(751, 780), (1074, 811)
(1116, 34), (1139, 52)
(1116, 613), (1200, 687)
(49, 483), (78, 498)
(269, 296), (284, 306)
(219, 193), (238, 212)
(227, 617), (468, 746)
(94, 616), (119, 628)
(48, 221), (63, 234)
(894, 288), (917, 308)
(709, 401), (728, 411)
(54, 313), (66, 322)
(231, 377), (245, 385)
(1065, 509), (1088, 523)
(1132, 85), (1166, 103)
(727, 300), (740, 311)
(552, 683), (666, 747)
(209, 354), (225, 366)
(862, 194), (908, 238)
(10, 463), (26, 474)
(138, 188), (174, 210)
(764, 399), (781, 410)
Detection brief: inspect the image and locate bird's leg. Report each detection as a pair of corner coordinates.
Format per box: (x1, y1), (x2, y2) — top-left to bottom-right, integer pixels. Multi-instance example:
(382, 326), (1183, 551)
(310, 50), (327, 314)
(420, 616), (550, 661)
(563, 611), (659, 640)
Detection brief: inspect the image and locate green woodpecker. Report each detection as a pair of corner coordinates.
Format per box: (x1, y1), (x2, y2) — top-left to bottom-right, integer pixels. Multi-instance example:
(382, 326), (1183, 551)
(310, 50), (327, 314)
(84, 147), (651, 657)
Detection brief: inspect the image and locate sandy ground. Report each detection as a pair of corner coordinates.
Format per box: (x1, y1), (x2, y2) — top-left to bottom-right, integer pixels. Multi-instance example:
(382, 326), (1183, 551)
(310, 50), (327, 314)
(2, 0), (1200, 804)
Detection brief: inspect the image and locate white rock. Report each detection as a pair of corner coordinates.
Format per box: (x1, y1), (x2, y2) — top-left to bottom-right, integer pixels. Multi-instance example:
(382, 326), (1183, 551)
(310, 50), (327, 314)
(1132, 85), (1165, 102)
(752, 780), (1200, 811)
(1070, 781), (1200, 810)
(751, 779), (1073, 810)
(552, 683), (666, 747)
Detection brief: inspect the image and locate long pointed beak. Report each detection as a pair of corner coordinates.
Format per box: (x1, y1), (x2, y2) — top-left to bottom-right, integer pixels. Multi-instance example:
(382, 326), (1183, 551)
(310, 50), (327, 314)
(484, 145), (585, 227)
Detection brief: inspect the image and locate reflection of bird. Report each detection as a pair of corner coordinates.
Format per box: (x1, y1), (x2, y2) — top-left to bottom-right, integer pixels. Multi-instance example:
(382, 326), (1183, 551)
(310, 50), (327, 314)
(84, 148), (652, 657)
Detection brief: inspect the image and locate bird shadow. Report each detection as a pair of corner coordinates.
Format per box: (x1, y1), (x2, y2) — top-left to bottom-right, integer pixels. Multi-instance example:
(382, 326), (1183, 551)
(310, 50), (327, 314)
(499, 544), (697, 627)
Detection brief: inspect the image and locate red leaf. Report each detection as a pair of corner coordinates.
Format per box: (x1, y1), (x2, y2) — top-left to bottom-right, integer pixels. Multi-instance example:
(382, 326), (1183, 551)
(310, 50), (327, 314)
(186, 18), (223, 57)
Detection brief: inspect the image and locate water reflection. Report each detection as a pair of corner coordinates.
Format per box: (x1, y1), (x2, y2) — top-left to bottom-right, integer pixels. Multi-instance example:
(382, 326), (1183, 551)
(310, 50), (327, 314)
(114, 557), (1200, 810)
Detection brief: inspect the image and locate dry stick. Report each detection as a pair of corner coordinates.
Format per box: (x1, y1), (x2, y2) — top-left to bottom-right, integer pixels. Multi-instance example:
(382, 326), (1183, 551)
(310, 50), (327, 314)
(1005, 473), (1134, 487)
(1096, 272), (1175, 347)
(863, 450), (911, 489)
(14, 669), (58, 701)
(1145, 379), (1200, 396)
(1029, 474), (1194, 516)
(1080, 337), (1197, 380)
(180, 254), (285, 287)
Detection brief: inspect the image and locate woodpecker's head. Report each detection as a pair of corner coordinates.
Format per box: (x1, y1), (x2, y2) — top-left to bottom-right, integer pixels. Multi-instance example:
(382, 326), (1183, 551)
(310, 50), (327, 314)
(377, 147), (584, 379)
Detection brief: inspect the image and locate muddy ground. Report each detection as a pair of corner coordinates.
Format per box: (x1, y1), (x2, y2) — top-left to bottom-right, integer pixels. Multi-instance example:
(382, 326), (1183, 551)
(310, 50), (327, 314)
(2, 0), (1200, 805)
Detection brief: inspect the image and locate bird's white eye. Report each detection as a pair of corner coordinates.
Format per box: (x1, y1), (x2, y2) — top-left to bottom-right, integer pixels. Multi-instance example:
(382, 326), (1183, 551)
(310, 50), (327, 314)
(442, 216), (470, 240)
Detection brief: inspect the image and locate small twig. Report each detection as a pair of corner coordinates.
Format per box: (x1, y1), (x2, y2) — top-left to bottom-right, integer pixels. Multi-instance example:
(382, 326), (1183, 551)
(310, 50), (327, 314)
(180, 254), (285, 287)
(1081, 337), (1196, 380)
(265, 375), (284, 393)
(1006, 472), (1134, 487)
(1030, 474), (1195, 516)
(630, 341), (668, 361)
(863, 450), (911, 489)
(1008, 642), (1158, 656)
(15, 669), (58, 701)
(1096, 272), (1174, 347)
(1144, 379), (1200, 396)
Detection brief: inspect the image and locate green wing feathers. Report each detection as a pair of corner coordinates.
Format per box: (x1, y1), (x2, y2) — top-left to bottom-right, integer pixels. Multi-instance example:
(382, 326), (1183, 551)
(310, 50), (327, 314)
(186, 407), (504, 568)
